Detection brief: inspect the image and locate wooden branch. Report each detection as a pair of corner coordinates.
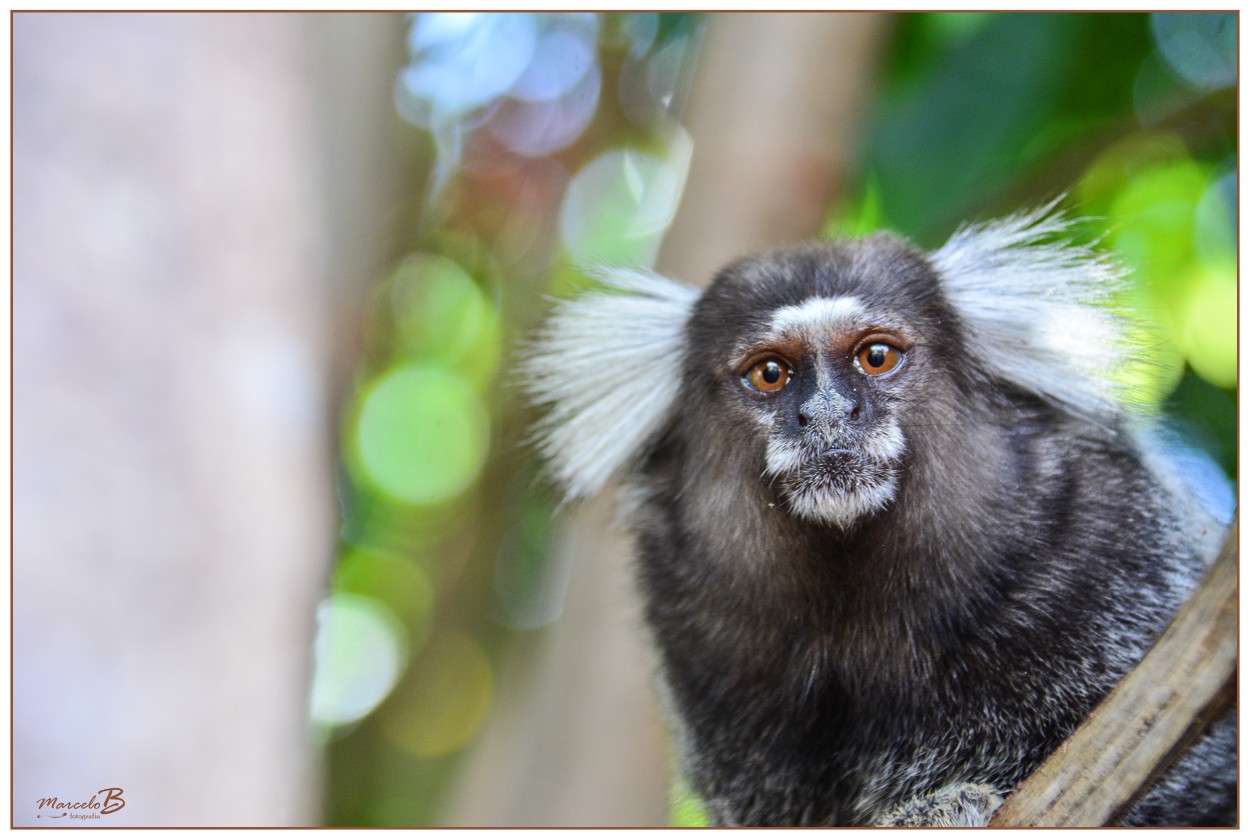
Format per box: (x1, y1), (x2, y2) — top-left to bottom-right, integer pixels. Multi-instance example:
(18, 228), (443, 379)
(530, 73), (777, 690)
(990, 521), (1238, 826)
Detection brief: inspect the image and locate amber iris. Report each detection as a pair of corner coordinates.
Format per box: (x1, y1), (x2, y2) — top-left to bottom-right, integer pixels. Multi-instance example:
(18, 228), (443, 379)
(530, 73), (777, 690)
(745, 358), (791, 393)
(857, 343), (902, 376)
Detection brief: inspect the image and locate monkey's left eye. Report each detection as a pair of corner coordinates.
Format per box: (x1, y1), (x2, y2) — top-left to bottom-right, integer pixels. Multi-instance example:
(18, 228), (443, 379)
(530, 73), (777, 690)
(856, 343), (903, 376)
(744, 358), (792, 394)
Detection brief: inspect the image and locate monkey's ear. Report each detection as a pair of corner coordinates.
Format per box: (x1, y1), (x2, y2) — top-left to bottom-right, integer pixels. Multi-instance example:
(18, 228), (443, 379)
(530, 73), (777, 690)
(931, 203), (1134, 423)
(521, 266), (699, 501)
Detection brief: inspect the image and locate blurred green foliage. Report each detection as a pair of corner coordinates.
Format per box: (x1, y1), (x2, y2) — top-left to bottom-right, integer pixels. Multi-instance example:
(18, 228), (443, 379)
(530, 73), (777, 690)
(837, 11), (1235, 474)
(316, 12), (704, 827)
(314, 11), (1235, 828)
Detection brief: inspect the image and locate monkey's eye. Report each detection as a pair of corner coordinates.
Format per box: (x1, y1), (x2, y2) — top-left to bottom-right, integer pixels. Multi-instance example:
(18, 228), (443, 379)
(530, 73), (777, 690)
(855, 343), (903, 376)
(744, 358), (792, 394)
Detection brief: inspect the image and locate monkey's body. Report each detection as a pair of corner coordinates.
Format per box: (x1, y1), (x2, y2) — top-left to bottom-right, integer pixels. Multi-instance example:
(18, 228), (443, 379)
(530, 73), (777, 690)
(523, 210), (1236, 826)
(636, 390), (1230, 826)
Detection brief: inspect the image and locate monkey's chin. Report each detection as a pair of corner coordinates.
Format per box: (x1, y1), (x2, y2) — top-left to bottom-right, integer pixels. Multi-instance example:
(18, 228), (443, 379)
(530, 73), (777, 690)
(777, 456), (899, 530)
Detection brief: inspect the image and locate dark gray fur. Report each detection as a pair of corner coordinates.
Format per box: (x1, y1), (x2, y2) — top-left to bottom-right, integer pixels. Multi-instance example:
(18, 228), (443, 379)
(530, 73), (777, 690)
(530, 232), (1237, 826)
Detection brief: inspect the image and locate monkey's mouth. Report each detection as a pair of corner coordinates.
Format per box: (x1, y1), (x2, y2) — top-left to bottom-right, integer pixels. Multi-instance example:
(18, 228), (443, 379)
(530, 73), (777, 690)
(768, 443), (902, 528)
(797, 448), (861, 481)
(788, 449), (896, 493)
(818, 446), (854, 458)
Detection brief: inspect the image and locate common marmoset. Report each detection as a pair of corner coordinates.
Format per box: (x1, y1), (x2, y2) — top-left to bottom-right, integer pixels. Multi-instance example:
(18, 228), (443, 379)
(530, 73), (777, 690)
(522, 207), (1236, 826)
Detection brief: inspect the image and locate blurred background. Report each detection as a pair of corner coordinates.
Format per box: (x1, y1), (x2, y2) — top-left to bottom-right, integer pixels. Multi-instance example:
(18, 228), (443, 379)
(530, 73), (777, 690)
(13, 11), (1236, 827)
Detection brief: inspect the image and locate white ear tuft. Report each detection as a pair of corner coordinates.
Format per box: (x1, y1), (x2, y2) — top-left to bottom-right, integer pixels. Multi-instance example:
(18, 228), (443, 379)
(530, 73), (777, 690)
(521, 266), (699, 500)
(931, 203), (1135, 423)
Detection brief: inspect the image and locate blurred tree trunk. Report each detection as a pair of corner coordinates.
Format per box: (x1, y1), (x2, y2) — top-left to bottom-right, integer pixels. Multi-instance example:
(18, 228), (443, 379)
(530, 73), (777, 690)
(445, 12), (888, 826)
(659, 12), (889, 284)
(13, 12), (407, 825)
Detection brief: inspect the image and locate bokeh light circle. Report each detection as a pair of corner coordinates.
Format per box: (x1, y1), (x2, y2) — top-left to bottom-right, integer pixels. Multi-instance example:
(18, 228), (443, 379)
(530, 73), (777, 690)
(334, 547), (437, 648)
(489, 66), (602, 158)
(401, 13), (537, 124)
(559, 144), (689, 265)
(1179, 267), (1237, 389)
(380, 632), (494, 758)
(1193, 168), (1236, 268)
(354, 364), (490, 505)
(510, 25), (597, 102)
(389, 253), (496, 366)
(1151, 12), (1236, 91)
(309, 593), (408, 727)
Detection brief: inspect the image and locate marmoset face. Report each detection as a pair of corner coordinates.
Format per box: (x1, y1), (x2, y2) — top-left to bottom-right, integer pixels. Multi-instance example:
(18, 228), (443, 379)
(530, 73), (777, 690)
(687, 236), (959, 529)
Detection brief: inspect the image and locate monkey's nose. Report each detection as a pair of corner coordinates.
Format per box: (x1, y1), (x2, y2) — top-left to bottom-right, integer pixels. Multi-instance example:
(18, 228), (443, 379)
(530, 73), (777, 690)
(798, 391), (858, 427)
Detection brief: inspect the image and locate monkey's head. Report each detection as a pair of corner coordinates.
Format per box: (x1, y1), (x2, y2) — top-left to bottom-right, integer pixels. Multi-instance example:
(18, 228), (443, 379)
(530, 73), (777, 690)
(523, 205), (1131, 526)
(683, 237), (965, 528)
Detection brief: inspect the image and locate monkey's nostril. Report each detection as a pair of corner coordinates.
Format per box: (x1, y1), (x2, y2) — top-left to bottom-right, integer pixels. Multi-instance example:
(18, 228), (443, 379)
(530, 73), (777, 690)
(850, 406), (861, 421)
(797, 409), (810, 427)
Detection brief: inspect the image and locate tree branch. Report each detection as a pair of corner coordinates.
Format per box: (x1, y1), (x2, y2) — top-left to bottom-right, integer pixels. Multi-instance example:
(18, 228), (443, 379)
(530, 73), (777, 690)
(990, 520), (1238, 826)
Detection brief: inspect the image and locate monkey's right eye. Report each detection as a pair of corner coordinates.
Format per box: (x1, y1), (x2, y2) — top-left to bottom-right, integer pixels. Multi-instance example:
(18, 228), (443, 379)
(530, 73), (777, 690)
(744, 358), (792, 394)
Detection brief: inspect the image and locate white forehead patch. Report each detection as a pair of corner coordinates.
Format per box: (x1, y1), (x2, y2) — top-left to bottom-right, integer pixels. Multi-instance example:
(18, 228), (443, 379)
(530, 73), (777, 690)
(765, 296), (865, 344)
